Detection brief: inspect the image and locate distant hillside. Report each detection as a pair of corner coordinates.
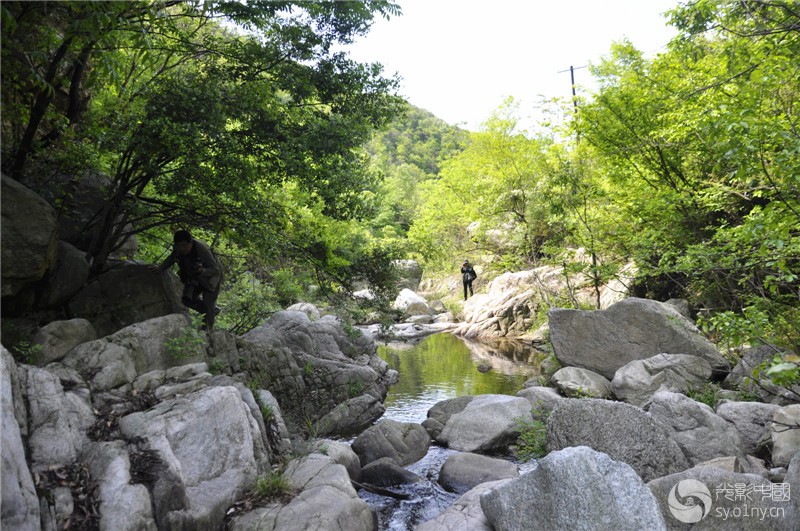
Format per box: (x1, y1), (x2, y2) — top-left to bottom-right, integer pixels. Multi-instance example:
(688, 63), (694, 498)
(366, 103), (468, 178)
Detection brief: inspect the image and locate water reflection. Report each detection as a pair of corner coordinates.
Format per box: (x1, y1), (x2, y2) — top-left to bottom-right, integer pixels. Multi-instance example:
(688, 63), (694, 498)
(377, 333), (545, 424)
(365, 333), (545, 529)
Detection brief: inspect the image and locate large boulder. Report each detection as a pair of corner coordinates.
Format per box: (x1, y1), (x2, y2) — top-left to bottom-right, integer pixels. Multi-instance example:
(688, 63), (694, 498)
(392, 259), (423, 291)
(423, 396), (475, 439)
(25, 170), (138, 258)
(351, 419), (430, 467)
(118, 385), (269, 530)
(1, 348), (40, 531)
(32, 318), (97, 365)
(648, 391), (746, 466)
(25, 365), (95, 471)
(546, 398), (689, 482)
(392, 288), (435, 317)
(647, 466), (794, 530)
(723, 346), (800, 405)
(550, 366), (613, 398)
(360, 457), (423, 487)
(438, 452), (519, 494)
(229, 453), (376, 531)
(549, 298), (730, 380)
(437, 394), (532, 453)
(38, 241), (90, 308)
(480, 446), (667, 530)
(612, 354), (713, 408)
(240, 310), (394, 437)
(452, 262), (635, 340)
(309, 439), (361, 482)
(771, 404), (800, 467)
(516, 386), (564, 420)
(1, 174), (59, 297)
(416, 479), (511, 531)
(63, 314), (201, 388)
(81, 441), (157, 531)
(716, 401), (780, 456)
(67, 262), (185, 337)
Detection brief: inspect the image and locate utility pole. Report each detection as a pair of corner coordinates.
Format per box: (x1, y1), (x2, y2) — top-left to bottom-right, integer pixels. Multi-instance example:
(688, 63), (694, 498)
(558, 65), (587, 114)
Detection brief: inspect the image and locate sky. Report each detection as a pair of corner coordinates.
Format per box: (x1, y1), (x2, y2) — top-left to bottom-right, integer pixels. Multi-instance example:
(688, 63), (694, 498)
(343, 0), (680, 131)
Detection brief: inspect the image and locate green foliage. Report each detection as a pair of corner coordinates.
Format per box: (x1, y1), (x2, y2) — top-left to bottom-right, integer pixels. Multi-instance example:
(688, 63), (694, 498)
(346, 380), (364, 398)
(260, 404), (275, 424)
(2, 0), (405, 299)
(254, 471), (291, 502)
(686, 383), (722, 409)
(164, 323), (206, 360)
(761, 354), (800, 390)
(515, 410), (549, 461)
(9, 340), (43, 365)
(207, 358), (227, 375)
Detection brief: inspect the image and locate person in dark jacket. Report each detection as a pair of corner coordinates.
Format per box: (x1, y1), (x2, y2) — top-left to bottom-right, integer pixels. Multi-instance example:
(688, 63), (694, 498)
(461, 259), (476, 300)
(151, 230), (223, 329)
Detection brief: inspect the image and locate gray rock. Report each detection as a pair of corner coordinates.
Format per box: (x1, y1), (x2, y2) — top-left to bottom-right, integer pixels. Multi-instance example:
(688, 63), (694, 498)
(39, 241), (90, 308)
(229, 453), (376, 531)
(65, 314), (203, 388)
(665, 298), (692, 319)
(393, 288), (434, 317)
(1, 174), (58, 297)
(361, 457), (422, 487)
(285, 302), (320, 320)
(647, 466), (794, 530)
(438, 452), (519, 494)
(427, 396), (475, 426)
(240, 310), (392, 437)
(1, 348), (40, 531)
(481, 446), (667, 531)
(26, 366), (95, 470)
(787, 452), (800, 526)
(118, 386), (269, 530)
(351, 419), (430, 467)
(612, 354), (713, 408)
(313, 395), (387, 437)
(33, 318), (97, 365)
(771, 405), (800, 467)
(63, 340), (137, 391)
(649, 391), (746, 466)
(310, 439), (361, 482)
(547, 398), (689, 482)
(549, 298), (729, 379)
(393, 259), (423, 292)
(551, 366), (613, 398)
(516, 386), (563, 420)
(438, 394), (532, 453)
(417, 479), (511, 531)
(716, 401), (780, 456)
(256, 389), (293, 458)
(68, 262), (185, 337)
(82, 441), (156, 530)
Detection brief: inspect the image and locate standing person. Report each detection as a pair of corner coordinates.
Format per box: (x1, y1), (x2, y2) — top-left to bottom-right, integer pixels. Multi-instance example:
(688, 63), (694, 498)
(461, 259), (476, 300)
(150, 230), (223, 330)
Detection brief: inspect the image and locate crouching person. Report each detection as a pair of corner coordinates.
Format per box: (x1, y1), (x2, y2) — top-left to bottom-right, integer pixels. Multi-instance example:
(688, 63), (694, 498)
(151, 230), (223, 330)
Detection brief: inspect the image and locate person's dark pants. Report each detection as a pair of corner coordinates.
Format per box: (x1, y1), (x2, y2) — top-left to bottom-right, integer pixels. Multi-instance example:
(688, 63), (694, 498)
(463, 280), (473, 300)
(182, 282), (219, 329)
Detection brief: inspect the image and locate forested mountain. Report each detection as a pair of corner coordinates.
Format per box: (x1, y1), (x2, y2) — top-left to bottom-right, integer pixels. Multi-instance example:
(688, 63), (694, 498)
(363, 104), (467, 238)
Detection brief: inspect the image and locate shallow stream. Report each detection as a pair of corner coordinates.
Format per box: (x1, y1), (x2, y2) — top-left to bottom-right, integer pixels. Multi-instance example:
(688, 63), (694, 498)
(358, 333), (546, 530)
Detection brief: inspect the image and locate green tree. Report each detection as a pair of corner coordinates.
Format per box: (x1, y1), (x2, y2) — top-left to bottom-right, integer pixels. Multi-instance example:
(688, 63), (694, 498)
(2, 1), (404, 278)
